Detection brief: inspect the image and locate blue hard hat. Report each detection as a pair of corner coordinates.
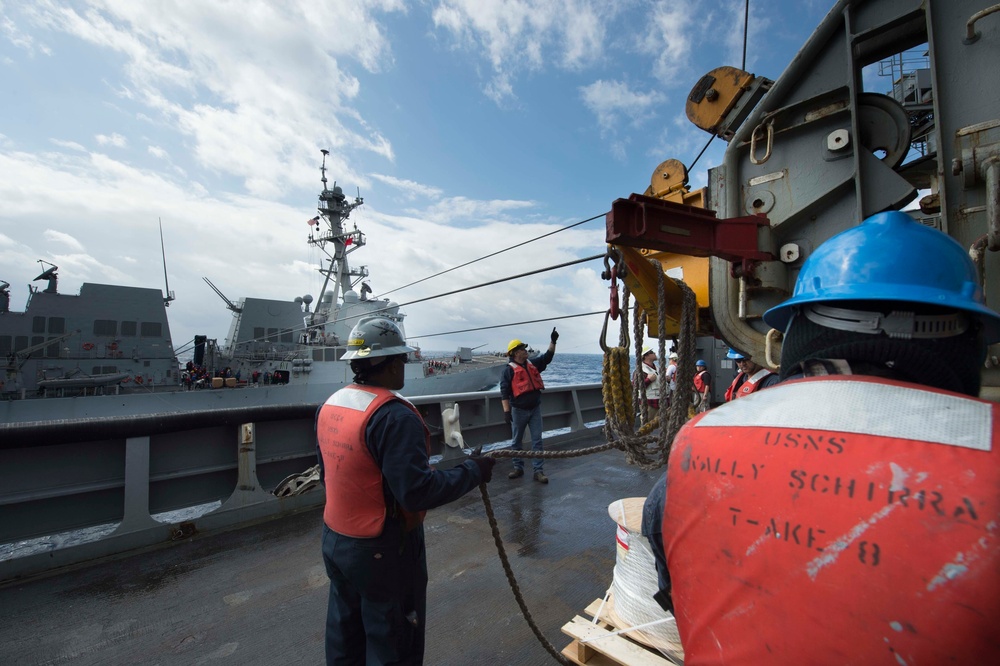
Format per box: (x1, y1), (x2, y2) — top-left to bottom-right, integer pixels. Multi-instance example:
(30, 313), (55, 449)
(695, 359), (707, 366)
(763, 211), (1000, 343)
(726, 348), (745, 360)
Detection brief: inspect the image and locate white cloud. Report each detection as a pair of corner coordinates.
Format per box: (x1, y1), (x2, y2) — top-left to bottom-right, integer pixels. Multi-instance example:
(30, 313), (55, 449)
(370, 173), (444, 200)
(580, 79), (665, 132)
(147, 145), (167, 159)
(50, 138), (87, 151)
(42, 229), (85, 252)
(641, 2), (697, 85)
(20, 0), (406, 198)
(96, 132), (128, 147)
(431, 0), (612, 103)
(414, 196), (536, 225)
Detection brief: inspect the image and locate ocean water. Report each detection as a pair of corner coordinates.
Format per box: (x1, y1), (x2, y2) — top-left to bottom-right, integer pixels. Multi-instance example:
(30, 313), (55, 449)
(536, 352), (604, 386)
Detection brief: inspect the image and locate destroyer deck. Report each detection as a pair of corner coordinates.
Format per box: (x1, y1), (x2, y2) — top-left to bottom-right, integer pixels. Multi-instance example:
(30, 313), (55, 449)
(0, 431), (661, 665)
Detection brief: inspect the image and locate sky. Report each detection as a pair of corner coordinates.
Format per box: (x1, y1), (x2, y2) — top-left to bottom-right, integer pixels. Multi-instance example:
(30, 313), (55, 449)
(1, 0), (836, 357)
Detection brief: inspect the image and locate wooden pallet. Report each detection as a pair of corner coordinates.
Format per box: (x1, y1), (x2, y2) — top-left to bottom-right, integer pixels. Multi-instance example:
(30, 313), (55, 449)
(560, 599), (682, 666)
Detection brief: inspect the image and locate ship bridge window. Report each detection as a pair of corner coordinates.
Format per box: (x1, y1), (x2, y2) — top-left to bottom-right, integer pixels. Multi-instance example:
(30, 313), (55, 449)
(140, 322), (162, 337)
(94, 320), (118, 336)
(313, 349), (323, 362)
(121, 321), (138, 337)
(46, 337), (60, 358)
(253, 327), (265, 340)
(267, 328), (279, 342)
(14, 336), (28, 352)
(31, 336), (44, 349)
(32, 316), (46, 334)
(0, 336), (11, 355)
(100, 365), (117, 374)
(48, 317), (65, 334)
(281, 329), (293, 343)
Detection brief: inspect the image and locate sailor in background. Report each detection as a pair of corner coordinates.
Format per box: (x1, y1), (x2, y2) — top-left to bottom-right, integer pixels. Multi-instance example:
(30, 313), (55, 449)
(634, 347), (661, 409)
(501, 327), (558, 483)
(723, 348), (779, 400)
(662, 211), (1000, 662)
(316, 317), (495, 665)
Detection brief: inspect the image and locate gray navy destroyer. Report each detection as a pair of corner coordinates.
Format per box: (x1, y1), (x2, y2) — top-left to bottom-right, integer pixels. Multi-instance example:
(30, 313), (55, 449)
(0, 152), (505, 423)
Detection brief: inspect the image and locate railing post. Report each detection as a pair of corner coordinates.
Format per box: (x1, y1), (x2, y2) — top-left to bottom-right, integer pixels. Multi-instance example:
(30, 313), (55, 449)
(111, 435), (161, 535)
(218, 422), (272, 510)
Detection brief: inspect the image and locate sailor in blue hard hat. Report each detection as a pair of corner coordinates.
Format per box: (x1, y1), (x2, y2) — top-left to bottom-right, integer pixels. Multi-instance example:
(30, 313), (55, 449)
(660, 211), (1000, 662)
(724, 348), (778, 400)
(764, 210), (1000, 395)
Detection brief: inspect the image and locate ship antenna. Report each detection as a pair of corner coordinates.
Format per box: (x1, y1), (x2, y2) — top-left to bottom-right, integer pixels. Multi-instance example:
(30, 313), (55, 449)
(320, 148), (329, 189)
(159, 218), (175, 307)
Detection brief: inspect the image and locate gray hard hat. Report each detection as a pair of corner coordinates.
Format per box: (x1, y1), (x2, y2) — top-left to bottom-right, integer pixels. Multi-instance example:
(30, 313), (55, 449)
(341, 317), (416, 360)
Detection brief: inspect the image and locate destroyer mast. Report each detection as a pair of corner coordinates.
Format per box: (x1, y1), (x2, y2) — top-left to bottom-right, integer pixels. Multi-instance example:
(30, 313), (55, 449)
(307, 149), (367, 338)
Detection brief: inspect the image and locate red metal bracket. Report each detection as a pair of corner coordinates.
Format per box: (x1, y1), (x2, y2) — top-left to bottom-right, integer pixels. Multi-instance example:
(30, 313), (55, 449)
(606, 194), (773, 265)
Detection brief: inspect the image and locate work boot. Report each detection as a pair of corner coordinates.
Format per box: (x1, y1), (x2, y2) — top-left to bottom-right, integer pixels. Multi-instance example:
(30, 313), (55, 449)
(508, 468), (524, 479)
(533, 471), (548, 484)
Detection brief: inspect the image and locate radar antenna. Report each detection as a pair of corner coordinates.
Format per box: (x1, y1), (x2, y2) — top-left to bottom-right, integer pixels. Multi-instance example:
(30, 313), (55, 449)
(33, 260), (59, 294)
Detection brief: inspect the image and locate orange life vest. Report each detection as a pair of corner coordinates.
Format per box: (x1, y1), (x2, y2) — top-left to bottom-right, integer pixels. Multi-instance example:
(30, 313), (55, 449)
(733, 368), (774, 399)
(693, 370), (708, 392)
(664, 376), (1000, 663)
(509, 361), (544, 398)
(724, 372), (744, 401)
(317, 384), (430, 537)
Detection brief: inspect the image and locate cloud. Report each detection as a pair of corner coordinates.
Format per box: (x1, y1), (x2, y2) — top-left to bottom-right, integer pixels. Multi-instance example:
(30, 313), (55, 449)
(431, 0), (610, 103)
(50, 138), (87, 151)
(1, 9), (52, 56)
(19, 0), (407, 198)
(42, 229), (85, 252)
(370, 173), (444, 201)
(147, 145), (168, 159)
(640, 2), (697, 85)
(96, 132), (128, 147)
(580, 79), (665, 133)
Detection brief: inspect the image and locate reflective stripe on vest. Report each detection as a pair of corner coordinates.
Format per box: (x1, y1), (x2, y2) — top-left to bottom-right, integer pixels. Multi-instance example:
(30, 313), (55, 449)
(736, 367), (772, 397)
(317, 384), (430, 537)
(509, 361), (544, 398)
(664, 376), (999, 662)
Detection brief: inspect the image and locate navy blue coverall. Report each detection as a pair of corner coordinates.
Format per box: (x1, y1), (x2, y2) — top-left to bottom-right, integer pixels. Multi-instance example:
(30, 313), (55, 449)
(317, 400), (484, 665)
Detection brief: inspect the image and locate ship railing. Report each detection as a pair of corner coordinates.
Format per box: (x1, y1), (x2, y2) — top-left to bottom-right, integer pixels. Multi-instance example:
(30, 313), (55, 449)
(0, 383), (605, 583)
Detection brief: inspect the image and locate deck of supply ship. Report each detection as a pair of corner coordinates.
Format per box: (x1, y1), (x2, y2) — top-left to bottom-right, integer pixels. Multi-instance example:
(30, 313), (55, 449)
(0, 430), (661, 666)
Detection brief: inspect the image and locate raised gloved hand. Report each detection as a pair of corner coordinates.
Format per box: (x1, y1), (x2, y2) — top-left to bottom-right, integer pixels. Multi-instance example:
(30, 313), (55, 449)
(470, 447), (496, 483)
(550, 327), (559, 344)
(504, 411), (512, 425)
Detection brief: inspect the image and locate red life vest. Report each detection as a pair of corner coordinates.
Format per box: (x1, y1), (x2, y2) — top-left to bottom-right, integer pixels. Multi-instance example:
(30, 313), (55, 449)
(693, 370), (708, 392)
(664, 376), (1000, 663)
(317, 384), (430, 537)
(733, 368), (774, 399)
(724, 372), (745, 401)
(509, 361), (544, 398)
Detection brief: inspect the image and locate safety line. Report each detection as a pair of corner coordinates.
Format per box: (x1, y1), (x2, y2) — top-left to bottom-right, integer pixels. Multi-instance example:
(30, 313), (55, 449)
(373, 212), (607, 299)
(406, 310), (608, 340)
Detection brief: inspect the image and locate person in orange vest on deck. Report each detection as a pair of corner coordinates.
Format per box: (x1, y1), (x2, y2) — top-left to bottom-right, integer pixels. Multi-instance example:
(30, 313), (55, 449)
(316, 317), (494, 665)
(723, 348), (779, 401)
(692, 359), (711, 412)
(501, 328), (558, 483)
(662, 211), (1000, 663)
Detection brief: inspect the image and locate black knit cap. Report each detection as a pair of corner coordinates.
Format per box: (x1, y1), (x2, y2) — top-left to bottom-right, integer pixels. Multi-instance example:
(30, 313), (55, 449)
(779, 300), (986, 397)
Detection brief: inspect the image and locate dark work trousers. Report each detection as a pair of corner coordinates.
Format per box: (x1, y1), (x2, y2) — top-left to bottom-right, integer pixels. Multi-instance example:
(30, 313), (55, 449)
(322, 523), (428, 665)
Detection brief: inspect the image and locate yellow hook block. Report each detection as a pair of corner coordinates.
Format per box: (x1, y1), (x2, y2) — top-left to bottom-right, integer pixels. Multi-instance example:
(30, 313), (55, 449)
(616, 244), (690, 337)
